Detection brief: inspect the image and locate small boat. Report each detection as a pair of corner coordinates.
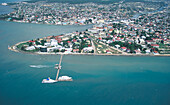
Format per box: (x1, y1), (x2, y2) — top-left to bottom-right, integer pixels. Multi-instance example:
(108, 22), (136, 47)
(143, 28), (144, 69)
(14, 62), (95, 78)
(2, 3), (8, 6)
(42, 77), (57, 83)
(58, 76), (73, 81)
(54, 66), (61, 69)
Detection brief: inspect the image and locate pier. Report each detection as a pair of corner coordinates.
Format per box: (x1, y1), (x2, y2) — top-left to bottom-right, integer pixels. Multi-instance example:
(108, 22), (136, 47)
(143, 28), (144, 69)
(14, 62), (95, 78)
(55, 55), (73, 81)
(56, 54), (63, 80)
(42, 54), (72, 83)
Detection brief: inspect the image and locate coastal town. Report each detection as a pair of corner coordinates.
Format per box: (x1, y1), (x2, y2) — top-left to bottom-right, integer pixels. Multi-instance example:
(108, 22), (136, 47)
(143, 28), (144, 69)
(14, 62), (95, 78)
(4, 0), (169, 56)
(1, 1), (170, 105)
(1, 1), (165, 25)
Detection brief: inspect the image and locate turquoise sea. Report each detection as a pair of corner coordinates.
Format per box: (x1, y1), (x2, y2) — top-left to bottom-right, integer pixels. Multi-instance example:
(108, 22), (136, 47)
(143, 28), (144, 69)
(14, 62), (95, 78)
(0, 2), (170, 105)
(0, 0), (25, 3)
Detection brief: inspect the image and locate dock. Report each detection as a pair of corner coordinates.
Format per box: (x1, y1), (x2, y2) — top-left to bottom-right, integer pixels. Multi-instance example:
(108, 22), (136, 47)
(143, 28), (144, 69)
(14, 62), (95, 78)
(42, 54), (73, 83)
(55, 54), (63, 80)
(55, 55), (73, 81)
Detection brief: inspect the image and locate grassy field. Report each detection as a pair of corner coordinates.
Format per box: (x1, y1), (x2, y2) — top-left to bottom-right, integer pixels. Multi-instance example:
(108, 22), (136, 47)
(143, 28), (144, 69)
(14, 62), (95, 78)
(93, 40), (120, 54)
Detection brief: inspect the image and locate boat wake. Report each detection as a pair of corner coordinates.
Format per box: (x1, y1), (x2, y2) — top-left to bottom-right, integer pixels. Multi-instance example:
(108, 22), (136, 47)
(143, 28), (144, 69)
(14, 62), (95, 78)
(29, 65), (51, 68)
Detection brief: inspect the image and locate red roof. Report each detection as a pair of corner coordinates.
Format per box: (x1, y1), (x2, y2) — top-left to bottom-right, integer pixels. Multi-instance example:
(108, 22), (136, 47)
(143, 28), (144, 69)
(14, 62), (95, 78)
(67, 41), (71, 43)
(56, 38), (62, 41)
(73, 49), (79, 52)
(154, 51), (158, 53)
(151, 44), (159, 46)
(146, 40), (154, 42)
(121, 47), (127, 49)
(117, 38), (120, 41)
(106, 50), (110, 52)
(96, 27), (103, 29)
(29, 40), (35, 42)
(73, 39), (77, 42)
(109, 29), (113, 31)
(134, 50), (141, 53)
(98, 38), (102, 40)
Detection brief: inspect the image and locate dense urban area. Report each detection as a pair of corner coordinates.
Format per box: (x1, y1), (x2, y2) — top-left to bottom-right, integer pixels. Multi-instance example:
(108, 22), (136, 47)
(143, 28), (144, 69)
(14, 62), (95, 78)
(3, 0), (169, 55)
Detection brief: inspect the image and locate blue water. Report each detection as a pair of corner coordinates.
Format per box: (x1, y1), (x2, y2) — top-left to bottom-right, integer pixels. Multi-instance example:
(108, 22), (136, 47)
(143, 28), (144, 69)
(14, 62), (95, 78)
(0, 5), (13, 15)
(132, 4), (168, 19)
(0, 0), (31, 15)
(0, 1), (170, 105)
(0, 0), (26, 3)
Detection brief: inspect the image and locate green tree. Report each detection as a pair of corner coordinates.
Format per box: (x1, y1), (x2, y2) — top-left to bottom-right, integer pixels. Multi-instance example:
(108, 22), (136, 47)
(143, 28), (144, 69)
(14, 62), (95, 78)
(61, 49), (65, 53)
(21, 46), (25, 51)
(54, 49), (59, 53)
(136, 30), (139, 36)
(89, 19), (92, 23)
(91, 50), (94, 53)
(35, 40), (40, 45)
(41, 40), (45, 46)
(29, 42), (32, 46)
(111, 30), (115, 35)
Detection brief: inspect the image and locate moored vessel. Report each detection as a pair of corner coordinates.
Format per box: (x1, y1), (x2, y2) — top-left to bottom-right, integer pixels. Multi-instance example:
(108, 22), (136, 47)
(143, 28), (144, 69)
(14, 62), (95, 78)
(2, 3), (8, 6)
(42, 77), (57, 83)
(58, 76), (73, 81)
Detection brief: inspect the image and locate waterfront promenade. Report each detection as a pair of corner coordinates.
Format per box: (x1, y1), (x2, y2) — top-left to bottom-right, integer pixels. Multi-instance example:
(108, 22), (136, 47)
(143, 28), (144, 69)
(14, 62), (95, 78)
(8, 43), (170, 57)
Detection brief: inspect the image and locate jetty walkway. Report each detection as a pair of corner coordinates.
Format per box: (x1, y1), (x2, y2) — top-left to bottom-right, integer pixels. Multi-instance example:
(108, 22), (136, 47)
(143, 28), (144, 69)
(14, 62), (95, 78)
(56, 54), (63, 80)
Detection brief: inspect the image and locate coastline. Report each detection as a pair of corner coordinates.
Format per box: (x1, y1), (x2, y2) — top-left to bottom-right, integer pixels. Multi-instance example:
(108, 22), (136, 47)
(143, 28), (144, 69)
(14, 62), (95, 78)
(5, 1), (169, 57)
(8, 41), (170, 57)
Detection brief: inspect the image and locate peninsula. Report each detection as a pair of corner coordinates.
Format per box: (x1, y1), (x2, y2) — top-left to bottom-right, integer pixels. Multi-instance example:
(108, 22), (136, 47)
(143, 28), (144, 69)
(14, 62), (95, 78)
(6, 0), (169, 56)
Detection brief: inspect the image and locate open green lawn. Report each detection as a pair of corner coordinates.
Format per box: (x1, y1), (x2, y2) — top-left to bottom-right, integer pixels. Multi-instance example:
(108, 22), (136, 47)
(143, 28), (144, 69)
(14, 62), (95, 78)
(17, 42), (29, 49)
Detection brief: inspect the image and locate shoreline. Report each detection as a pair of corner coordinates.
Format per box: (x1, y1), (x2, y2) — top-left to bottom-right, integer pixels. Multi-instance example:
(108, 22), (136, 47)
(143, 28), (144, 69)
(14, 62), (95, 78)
(5, 1), (169, 57)
(8, 41), (170, 57)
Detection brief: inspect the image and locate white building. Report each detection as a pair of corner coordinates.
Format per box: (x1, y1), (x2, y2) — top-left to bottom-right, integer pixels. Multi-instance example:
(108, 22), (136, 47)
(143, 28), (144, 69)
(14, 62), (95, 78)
(25, 46), (35, 50)
(50, 39), (58, 46)
(83, 47), (93, 52)
(115, 44), (120, 48)
(35, 45), (43, 48)
(88, 28), (98, 33)
(44, 43), (51, 47)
